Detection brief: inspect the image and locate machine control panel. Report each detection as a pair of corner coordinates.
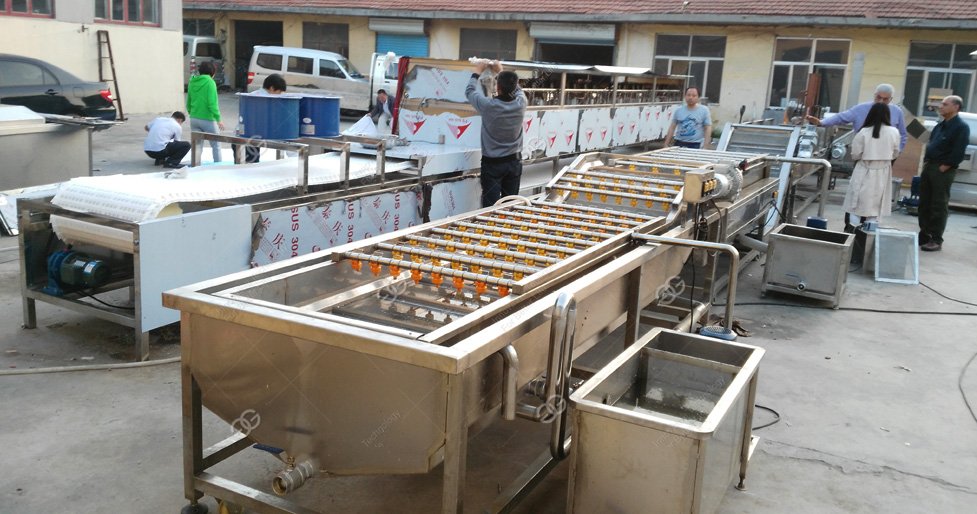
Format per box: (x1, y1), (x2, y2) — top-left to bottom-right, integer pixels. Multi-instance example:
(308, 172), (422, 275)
(683, 169), (718, 203)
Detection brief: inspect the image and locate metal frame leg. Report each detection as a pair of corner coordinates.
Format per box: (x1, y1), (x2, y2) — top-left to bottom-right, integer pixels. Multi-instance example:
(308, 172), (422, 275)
(22, 296), (36, 329)
(736, 372), (759, 490)
(135, 330), (150, 361)
(182, 317), (206, 508)
(442, 372), (468, 514)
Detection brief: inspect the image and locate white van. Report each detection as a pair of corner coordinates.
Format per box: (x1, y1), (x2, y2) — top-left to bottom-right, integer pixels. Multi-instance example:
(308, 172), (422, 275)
(247, 46), (397, 113)
(183, 35), (225, 89)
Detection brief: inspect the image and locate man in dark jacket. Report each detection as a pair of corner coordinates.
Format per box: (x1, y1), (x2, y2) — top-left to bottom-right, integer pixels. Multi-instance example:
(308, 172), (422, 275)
(369, 89), (395, 126)
(919, 95), (970, 252)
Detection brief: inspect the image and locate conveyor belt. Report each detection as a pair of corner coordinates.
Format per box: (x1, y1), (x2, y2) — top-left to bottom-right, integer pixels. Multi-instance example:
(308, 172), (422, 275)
(51, 152), (410, 223)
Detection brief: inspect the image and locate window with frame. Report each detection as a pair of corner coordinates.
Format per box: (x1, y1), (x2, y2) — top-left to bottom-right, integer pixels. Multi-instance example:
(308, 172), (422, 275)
(654, 34), (725, 103)
(319, 60), (345, 79)
(768, 38), (849, 112)
(255, 53), (283, 72)
(287, 56), (314, 75)
(184, 19), (215, 36)
(1, 0), (53, 16)
(303, 22), (349, 57)
(903, 41), (977, 117)
(459, 29), (517, 61)
(0, 60), (57, 87)
(94, 0), (158, 25)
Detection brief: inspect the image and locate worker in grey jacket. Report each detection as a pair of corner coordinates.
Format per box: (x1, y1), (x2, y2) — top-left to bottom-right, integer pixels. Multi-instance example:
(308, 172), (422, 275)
(466, 62), (527, 207)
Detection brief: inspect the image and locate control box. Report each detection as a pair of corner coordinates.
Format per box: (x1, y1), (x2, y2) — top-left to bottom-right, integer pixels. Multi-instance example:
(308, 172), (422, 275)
(683, 169), (718, 203)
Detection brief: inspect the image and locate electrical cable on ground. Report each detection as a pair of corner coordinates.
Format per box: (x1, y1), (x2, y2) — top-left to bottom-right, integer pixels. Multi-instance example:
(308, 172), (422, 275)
(0, 356), (179, 376)
(920, 281), (977, 308)
(722, 279), (977, 427)
(959, 350), (977, 425)
(752, 404), (781, 430)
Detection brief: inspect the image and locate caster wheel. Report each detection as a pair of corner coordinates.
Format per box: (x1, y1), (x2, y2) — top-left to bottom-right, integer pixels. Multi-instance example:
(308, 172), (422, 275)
(181, 503), (208, 514)
(218, 500), (244, 514)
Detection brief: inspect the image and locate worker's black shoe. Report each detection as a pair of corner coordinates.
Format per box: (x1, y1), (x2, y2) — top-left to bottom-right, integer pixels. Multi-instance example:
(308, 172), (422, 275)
(920, 241), (942, 252)
(163, 163), (186, 169)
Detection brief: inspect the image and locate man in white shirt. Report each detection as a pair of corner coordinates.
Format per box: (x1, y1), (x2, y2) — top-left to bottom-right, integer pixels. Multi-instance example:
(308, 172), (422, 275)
(144, 111), (190, 169)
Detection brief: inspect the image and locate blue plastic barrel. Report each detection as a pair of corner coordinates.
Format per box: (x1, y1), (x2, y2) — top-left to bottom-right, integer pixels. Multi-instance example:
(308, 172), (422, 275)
(299, 95), (341, 137)
(238, 93), (300, 140)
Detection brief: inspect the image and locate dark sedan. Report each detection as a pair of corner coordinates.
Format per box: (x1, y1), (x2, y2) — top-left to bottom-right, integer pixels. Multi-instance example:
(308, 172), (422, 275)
(0, 54), (117, 120)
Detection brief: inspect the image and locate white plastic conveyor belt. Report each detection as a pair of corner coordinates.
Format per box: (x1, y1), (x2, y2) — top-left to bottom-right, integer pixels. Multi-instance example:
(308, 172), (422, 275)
(51, 152), (412, 223)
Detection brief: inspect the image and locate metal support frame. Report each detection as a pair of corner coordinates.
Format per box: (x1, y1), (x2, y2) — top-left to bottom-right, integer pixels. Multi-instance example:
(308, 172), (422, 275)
(762, 156), (832, 218)
(178, 349), (478, 514)
(737, 372), (760, 490)
(189, 132), (311, 190)
(632, 234), (740, 332)
(18, 199), (152, 360)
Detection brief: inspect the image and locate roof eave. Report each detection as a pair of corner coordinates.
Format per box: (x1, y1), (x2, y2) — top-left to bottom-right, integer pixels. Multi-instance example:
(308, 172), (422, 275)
(184, 6), (977, 30)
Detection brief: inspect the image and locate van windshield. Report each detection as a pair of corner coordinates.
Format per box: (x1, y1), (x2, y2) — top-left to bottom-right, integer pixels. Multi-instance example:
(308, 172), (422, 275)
(339, 59), (364, 79)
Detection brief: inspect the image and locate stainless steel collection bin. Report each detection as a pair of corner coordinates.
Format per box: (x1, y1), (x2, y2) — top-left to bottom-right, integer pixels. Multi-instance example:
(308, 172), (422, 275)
(761, 223), (855, 307)
(568, 328), (764, 514)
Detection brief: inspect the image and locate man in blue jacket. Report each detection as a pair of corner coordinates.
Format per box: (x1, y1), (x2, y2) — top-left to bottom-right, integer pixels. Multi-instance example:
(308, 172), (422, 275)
(466, 62), (527, 207)
(919, 95), (970, 252)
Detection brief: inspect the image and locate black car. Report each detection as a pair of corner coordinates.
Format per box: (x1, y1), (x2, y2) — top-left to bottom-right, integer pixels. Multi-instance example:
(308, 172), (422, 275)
(0, 54), (116, 120)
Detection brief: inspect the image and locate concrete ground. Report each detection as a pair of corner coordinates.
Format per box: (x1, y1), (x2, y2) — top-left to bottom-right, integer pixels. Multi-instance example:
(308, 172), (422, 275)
(1, 101), (976, 513)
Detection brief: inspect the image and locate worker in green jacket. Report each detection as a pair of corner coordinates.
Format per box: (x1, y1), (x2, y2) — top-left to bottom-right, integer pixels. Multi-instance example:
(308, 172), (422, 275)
(186, 61), (224, 163)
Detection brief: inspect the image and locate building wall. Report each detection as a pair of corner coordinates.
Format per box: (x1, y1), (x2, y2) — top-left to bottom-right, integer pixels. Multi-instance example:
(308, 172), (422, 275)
(0, 2), (184, 115)
(185, 8), (977, 125)
(195, 13), (537, 80)
(428, 20), (534, 61)
(627, 24), (977, 126)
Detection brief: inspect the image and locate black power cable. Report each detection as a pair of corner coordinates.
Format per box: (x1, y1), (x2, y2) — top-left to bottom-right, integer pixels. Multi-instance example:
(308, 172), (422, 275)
(82, 290), (135, 311)
(920, 281), (977, 308)
(753, 404), (781, 431)
(722, 278), (977, 426)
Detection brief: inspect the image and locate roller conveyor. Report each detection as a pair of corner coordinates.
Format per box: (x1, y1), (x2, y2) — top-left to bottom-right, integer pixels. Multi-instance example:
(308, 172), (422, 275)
(336, 194), (664, 331)
(323, 150), (772, 333)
